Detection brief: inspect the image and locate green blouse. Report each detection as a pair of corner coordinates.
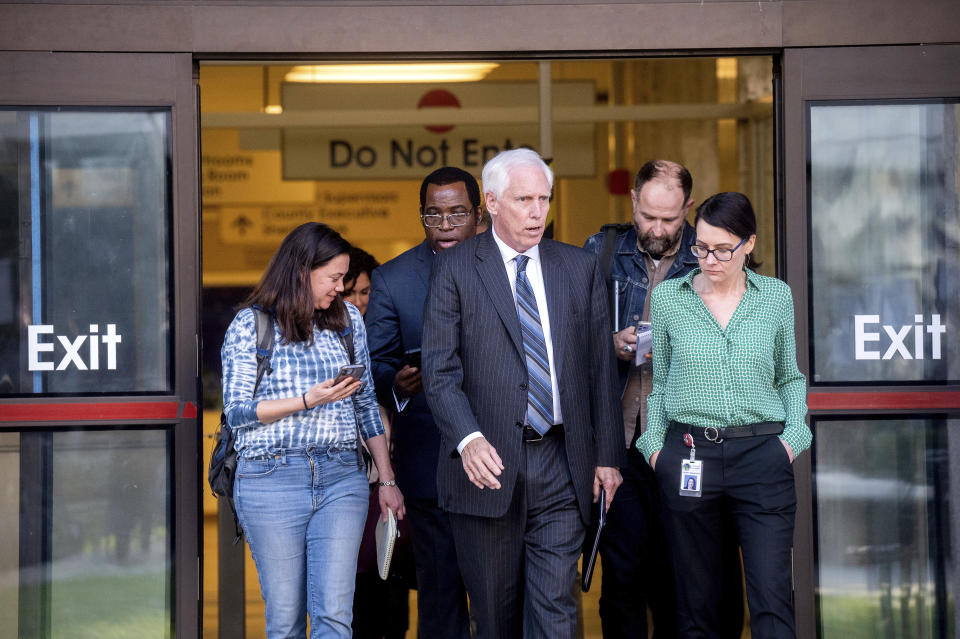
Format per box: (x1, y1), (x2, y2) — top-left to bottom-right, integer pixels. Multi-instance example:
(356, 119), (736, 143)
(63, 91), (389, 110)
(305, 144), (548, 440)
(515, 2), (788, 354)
(636, 268), (812, 463)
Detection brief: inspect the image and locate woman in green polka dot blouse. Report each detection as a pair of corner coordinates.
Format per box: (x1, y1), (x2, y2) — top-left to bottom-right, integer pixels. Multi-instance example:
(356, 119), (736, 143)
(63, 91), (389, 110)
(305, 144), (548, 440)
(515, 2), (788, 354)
(637, 191), (811, 638)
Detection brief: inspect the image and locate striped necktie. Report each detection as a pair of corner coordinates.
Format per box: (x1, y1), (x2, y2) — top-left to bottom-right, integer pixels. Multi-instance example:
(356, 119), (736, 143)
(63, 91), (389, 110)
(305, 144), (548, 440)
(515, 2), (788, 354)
(514, 255), (554, 436)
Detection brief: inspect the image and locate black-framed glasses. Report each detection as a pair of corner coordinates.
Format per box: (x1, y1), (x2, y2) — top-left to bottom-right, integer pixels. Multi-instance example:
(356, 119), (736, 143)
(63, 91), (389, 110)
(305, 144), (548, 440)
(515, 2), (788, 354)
(690, 237), (747, 261)
(421, 210), (475, 228)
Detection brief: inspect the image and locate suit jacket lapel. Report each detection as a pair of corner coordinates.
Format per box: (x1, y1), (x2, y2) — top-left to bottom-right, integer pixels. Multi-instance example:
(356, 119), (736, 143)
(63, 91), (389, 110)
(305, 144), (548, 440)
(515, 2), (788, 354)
(414, 240), (433, 290)
(475, 231), (524, 357)
(540, 240), (567, 380)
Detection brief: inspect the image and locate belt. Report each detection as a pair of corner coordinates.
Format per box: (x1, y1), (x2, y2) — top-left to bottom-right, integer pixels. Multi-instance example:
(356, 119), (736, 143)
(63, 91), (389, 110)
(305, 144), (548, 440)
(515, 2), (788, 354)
(522, 424), (563, 443)
(669, 421), (783, 443)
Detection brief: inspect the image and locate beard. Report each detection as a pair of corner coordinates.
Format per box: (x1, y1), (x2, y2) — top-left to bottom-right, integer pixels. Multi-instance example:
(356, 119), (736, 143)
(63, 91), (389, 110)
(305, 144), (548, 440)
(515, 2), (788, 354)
(636, 223), (683, 258)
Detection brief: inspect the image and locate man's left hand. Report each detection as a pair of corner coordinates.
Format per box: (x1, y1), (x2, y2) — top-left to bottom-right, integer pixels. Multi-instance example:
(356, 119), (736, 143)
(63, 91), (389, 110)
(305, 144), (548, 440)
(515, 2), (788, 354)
(593, 466), (622, 510)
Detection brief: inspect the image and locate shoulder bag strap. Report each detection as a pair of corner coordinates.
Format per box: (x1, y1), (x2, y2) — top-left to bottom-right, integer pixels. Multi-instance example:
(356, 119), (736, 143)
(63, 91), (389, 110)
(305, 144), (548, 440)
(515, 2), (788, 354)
(335, 306), (367, 469)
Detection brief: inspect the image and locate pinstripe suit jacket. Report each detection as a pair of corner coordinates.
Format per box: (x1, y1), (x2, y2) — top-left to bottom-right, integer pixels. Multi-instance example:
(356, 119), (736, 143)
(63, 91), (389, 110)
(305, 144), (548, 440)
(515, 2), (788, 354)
(422, 229), (624, 523)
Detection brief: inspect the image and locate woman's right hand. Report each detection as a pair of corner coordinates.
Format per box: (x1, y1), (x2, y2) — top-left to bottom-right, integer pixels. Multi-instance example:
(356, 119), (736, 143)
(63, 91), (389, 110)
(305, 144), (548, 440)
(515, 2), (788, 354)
(649, 450), (659, 470)
(303, 377), (363, 408)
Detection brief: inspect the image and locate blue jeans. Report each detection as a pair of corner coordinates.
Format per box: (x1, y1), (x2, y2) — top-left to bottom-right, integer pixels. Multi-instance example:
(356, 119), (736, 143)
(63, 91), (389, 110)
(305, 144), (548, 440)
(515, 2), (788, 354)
(235, 447), (368, 639)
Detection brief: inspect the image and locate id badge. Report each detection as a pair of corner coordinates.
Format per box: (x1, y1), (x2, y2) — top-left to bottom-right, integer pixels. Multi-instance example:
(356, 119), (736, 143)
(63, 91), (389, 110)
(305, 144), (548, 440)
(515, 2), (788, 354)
(678, 459), (703, 497)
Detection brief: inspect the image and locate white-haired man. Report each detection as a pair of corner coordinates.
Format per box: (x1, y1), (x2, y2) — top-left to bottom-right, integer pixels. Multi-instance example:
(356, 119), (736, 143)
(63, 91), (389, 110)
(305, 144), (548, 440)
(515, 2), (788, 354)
(422, 148), (623, 639)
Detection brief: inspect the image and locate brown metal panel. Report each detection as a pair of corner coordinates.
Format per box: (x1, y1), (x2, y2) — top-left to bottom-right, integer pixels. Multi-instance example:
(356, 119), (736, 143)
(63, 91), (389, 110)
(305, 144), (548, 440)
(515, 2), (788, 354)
(0, 52), (183, 105)
(0, 0), (958, 55)
(171, 52), (203, 639)
(792, 44), (960, 99)
(783, 0), (960, 48)
(0, 1), (784, 54)
(0, 4), (193, 53)
(189, 2), (783, 53)
(781, 48), (814, 639)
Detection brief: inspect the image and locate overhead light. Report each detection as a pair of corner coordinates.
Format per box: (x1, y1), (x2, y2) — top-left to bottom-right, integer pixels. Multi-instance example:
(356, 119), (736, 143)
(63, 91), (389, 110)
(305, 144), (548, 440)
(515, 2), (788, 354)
(284, 63), (499, 84)
(263, 104), (283, 114)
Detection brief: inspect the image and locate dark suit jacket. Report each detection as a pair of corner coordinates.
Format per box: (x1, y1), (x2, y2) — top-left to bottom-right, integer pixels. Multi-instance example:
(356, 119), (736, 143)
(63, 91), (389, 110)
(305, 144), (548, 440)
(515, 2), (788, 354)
(364, 240), (441, 501)
(422, 230), (623, 523)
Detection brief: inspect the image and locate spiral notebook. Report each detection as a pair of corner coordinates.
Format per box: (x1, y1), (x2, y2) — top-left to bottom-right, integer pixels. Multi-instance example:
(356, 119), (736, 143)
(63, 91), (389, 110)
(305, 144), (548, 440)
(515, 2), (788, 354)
(375, 507), (399, 581)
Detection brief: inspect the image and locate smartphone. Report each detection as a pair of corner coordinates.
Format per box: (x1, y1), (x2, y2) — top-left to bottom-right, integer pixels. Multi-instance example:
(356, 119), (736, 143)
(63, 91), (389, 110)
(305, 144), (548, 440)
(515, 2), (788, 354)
(334, 364), (366, 384)
(404, 348), (422, 369)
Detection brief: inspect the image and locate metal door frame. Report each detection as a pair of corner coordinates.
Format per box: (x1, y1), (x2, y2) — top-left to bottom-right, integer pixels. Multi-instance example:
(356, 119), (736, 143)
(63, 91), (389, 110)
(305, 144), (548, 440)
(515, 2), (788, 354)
(0, 51), (201, 639)
(782, 44), (960, 639)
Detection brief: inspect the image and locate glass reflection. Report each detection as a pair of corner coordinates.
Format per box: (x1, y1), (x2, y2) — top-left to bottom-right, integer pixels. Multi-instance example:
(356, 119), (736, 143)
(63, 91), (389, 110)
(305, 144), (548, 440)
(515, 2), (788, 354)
(808, 102), (960, 384)
(0, 109), (172, 395)
(7, 429), (172, 638)
(814, 418), (954, 639)
(0, 432), (20, 633)
(49, 429), (171, 638)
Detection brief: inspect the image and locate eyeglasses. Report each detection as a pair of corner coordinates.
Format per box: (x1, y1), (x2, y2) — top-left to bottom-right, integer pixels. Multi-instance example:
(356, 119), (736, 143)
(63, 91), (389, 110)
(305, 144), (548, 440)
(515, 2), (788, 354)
(421, 210), (474, 228)
(690, 237), (747, 262)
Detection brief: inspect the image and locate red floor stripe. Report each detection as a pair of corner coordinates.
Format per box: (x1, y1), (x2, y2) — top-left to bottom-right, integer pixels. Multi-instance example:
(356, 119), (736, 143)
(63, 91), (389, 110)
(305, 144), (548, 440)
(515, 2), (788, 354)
(0, 401), (181, 422)
(807, 391), (960, 411)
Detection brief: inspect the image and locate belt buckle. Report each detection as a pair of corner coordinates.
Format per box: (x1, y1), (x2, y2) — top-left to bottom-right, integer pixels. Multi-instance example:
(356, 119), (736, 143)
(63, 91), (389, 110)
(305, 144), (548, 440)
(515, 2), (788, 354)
(704, 426), (723, 444)
(524, 426), (545, 443)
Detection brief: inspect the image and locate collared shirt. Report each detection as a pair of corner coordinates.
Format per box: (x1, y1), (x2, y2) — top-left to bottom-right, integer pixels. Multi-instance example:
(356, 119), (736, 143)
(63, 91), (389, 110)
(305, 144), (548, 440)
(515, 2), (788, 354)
(637, 268), (812, 463)
(619, 246), (680, 447)
(222, 304), (383, 458)
(457, 226), (563, 453)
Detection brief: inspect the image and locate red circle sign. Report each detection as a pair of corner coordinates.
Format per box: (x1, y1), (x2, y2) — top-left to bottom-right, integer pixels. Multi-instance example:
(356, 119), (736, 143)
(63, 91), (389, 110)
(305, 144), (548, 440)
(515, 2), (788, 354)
(417, 89), (461, 134)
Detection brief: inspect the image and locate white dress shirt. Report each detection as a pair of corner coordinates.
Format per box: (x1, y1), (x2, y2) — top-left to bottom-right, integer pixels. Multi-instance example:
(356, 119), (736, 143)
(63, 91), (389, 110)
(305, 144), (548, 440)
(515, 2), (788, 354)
(457, 227), (563, 453)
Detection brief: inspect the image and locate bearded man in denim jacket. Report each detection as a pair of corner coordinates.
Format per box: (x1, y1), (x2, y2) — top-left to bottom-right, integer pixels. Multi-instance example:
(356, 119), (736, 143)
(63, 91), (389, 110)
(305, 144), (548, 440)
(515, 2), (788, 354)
(583, 159), (743, 639)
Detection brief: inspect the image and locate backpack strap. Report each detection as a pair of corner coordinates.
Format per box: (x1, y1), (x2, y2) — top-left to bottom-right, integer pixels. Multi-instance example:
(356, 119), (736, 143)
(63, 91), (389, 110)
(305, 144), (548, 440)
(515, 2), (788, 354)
(598, 224), (631, 328)
(251, 306), (275, 395)
(336, 306), (355, 364)
(598, 223), (629, 282)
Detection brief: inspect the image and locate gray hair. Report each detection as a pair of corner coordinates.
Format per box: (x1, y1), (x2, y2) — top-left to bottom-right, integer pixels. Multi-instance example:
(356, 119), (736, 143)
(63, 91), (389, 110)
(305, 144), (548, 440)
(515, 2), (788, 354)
(481, 148), (554, 200)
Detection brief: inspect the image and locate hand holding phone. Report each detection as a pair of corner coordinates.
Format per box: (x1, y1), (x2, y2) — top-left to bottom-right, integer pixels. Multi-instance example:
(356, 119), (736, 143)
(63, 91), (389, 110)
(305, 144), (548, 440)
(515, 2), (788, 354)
(394, 364), (423, 398)
(334, 364), (366, 385)
(403, 348), (422, 370)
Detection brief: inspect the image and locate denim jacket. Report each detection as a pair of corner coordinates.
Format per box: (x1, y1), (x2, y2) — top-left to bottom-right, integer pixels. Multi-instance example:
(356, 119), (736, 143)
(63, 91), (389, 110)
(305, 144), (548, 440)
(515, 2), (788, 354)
(584, 221), (699, 390)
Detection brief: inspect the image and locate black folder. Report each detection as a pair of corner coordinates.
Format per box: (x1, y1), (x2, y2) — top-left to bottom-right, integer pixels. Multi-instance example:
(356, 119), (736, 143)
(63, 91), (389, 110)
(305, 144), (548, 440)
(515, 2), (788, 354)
(581, 487), (606, 592)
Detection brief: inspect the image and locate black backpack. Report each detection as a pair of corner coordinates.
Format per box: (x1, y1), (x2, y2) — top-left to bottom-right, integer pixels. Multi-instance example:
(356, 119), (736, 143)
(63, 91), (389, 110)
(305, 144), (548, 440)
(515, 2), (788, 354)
(208, 307), (275, 543)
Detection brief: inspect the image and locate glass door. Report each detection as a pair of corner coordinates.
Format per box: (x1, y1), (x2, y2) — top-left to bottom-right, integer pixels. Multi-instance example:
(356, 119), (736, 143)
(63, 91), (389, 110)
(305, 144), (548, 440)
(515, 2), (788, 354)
(0, 53), (200, 638)
(783, 45), (960, 639)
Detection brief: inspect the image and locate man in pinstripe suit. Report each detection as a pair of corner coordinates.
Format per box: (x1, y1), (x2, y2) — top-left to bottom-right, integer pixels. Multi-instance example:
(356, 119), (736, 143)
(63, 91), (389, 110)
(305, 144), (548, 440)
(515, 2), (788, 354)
(422, 149), (624, 639)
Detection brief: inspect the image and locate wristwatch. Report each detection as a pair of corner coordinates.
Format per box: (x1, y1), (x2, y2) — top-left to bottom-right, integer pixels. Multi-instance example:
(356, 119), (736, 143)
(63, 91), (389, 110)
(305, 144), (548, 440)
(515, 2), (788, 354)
(378, 480), (397, 487)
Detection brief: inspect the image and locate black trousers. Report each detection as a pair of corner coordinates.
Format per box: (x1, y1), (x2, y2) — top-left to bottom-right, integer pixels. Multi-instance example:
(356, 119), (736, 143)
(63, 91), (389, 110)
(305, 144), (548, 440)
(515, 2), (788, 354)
(598, 452), (745, 639)
(448, 432), (584, 639)
(405, 497), (471, 639)
(655, 428), (797, 639)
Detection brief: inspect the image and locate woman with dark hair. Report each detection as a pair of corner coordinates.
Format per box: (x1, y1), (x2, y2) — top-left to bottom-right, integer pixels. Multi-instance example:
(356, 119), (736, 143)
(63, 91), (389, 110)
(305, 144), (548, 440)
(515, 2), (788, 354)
(342, 246), (379, 317)
(221, 222), (404, 639)
(638, 192), (811, 638)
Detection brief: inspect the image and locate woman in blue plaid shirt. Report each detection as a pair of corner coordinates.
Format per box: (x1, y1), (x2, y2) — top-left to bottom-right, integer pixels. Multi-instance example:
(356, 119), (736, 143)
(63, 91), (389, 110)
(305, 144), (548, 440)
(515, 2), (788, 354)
(222, 222), (404, 639)
(639, 192), (811, 639)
